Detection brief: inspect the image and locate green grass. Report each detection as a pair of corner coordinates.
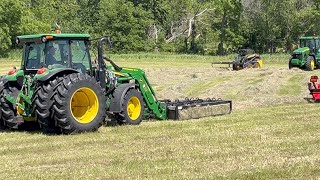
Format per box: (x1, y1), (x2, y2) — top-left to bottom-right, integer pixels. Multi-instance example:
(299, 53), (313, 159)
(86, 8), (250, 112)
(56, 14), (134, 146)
(0, 53), (319, 179)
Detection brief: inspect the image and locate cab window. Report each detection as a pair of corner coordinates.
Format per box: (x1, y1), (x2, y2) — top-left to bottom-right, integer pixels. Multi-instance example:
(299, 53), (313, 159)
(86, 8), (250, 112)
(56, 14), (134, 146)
(71, 40), (90, 73)
(25, 43), (45, 69)
(45, 40), (69, 67)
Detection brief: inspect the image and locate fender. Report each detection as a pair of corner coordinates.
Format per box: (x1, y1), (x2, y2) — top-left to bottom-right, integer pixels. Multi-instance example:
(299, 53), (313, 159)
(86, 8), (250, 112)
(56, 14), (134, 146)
(109, 83), (136, 113)
(37, 68), (80, 82)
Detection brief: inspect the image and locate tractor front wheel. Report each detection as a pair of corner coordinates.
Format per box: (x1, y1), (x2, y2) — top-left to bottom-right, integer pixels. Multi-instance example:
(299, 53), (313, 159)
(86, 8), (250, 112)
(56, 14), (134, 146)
(306, 56), (316, 71)
(52, 73), (106, 134)
(116, 89), (144, 125)
(232, 64), (241, 71)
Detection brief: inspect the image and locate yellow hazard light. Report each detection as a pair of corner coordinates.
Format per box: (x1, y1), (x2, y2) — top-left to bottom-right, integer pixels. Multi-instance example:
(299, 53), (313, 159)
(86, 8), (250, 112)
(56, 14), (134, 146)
(45, 35), (53, 40)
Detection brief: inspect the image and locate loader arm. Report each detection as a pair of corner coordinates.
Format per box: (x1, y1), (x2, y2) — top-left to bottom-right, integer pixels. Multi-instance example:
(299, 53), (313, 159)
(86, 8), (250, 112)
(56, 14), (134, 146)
(120, 68), (167, 120)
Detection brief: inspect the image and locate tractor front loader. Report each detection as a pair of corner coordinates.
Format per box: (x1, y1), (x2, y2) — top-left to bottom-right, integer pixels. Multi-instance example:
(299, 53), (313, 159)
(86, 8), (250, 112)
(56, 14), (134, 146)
(0, 34), (232, 134)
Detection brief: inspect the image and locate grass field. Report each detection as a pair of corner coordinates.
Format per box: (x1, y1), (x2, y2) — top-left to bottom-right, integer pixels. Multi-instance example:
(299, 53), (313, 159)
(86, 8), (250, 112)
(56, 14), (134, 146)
(0, 53), (319, 179)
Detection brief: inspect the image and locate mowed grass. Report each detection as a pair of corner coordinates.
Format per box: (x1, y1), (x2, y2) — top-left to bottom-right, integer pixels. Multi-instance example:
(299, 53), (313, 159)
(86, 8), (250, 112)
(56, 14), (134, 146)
(0, 104), (319, 179)
(0, 53), (319, 179)
(185, 77), (230, 97)
(277, 74), (305, 96)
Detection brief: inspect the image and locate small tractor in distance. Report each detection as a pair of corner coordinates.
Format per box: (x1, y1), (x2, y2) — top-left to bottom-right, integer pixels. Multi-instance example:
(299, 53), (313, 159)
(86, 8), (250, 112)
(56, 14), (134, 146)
(289, 36), (320, 71)
(212, 49), (263, 71)
(0, 34), (232, 134)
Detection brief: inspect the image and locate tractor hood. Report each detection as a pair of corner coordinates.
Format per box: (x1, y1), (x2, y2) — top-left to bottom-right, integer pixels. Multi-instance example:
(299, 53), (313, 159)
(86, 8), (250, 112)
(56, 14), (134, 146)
(293, 47), (309, 54)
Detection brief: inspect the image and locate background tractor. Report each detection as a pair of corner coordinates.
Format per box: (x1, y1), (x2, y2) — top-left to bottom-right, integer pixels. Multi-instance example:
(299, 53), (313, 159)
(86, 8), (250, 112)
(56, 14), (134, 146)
(289, 36), (320, 71)
(212, 49), (263, 70)
(0, 34), (232, 134)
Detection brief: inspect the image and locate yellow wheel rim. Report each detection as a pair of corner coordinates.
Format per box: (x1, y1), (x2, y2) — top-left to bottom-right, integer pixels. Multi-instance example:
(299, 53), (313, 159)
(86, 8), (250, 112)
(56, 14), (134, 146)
(311, 60), (315, 70)
(127, 96), (141, 120)
(70, 87), (99, 124)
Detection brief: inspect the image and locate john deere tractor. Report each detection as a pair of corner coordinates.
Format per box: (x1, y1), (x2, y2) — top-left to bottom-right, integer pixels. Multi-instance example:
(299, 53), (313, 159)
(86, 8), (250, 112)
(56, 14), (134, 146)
(289, 36), (320, 71)
(0, 34), (232, 134)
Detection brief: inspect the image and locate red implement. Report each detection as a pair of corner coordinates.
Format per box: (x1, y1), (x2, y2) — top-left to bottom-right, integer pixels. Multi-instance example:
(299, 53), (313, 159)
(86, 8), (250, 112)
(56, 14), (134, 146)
(308, 76), (320, 100)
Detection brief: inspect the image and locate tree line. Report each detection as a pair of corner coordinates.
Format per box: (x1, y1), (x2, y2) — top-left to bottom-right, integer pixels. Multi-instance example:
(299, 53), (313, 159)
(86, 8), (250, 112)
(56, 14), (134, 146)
(0, 0), (319, 57)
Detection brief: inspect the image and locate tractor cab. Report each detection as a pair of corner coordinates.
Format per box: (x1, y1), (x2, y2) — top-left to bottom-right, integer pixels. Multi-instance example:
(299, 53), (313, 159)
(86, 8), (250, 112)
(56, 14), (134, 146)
(17, 34), (92, 75)
(299, 36), (320, 54)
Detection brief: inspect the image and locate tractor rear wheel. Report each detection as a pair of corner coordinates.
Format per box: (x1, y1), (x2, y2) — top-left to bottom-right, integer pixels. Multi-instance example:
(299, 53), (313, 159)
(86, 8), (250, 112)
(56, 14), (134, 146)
(0, 106), (3, 130)
(117, 89), (144, 125)
(306, 56), (316, 71)
(0, 77), (6, 130)
(0, 83), (21, 129)
(33, 77), (63, 133)
(52, 73), (106, 134)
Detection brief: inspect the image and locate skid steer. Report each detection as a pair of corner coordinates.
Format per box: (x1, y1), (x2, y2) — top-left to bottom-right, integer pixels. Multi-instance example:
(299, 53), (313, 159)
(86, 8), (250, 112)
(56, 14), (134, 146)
(0, 34), (232, 134)
(212, 49), (263, 70)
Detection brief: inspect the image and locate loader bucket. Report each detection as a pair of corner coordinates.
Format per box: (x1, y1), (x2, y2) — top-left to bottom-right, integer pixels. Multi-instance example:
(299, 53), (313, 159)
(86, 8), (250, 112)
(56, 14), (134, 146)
(164, 98), (232, 120)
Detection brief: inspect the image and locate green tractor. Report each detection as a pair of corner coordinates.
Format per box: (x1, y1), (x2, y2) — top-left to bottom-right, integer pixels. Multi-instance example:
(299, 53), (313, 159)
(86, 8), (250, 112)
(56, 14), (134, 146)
(0, 34), (232, 134)
(289, 36), (320, 71)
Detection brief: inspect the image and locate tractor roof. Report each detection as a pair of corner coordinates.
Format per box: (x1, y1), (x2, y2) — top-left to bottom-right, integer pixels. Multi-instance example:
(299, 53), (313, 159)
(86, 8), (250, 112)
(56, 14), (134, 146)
(16, 34), (90, 45)
(300, 36), (320, 40)
(17, 34), (90, 39)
